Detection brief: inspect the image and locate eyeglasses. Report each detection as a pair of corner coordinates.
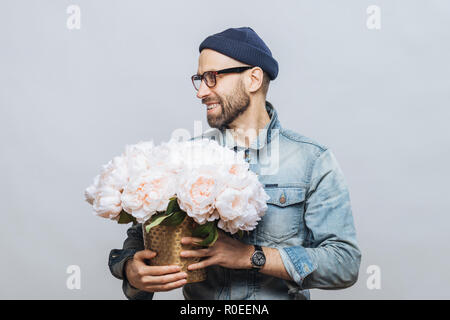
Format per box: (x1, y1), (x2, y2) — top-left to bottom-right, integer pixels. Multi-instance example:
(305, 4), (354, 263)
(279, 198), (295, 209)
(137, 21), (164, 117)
(191, 66), (254, 91)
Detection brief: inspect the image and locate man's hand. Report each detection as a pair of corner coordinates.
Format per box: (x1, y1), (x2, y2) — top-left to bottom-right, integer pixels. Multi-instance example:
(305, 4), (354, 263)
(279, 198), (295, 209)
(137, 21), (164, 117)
(180, 230), (253, 270)
(125, 250), (187, 292)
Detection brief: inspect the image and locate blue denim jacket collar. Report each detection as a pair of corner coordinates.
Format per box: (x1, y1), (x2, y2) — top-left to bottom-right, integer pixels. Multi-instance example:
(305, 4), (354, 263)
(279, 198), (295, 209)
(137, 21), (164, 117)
(221, 100), (280, 151)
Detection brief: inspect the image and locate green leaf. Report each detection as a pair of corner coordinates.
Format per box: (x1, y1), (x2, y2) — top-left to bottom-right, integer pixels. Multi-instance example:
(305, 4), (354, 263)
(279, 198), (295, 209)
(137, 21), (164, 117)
(192, 221), (215, 238)
(165, 198), (180, 216)
(117, 211), (137, 225)
(161, 210), (186, 226)
(197, 225), (218, 247)
(237, 230), (244, 239)
(145, 212), (171, 233)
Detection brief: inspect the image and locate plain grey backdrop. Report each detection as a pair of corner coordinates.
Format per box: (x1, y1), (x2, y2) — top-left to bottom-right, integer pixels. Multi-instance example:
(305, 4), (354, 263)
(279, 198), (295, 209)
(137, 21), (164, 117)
(1, 0), (449, 299)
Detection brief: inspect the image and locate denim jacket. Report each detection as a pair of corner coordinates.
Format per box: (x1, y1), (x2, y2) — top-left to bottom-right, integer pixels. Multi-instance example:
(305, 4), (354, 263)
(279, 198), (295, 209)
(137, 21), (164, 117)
(108, 101), (361, 300)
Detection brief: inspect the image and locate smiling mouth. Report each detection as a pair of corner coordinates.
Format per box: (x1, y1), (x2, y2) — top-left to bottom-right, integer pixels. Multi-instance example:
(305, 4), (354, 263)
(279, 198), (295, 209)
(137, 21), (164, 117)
(206, 103), (220, 111)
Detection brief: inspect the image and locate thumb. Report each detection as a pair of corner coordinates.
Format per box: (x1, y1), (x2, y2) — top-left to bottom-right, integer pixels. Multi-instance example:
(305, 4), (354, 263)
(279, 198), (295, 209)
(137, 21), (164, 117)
(134, 249), (157, 261)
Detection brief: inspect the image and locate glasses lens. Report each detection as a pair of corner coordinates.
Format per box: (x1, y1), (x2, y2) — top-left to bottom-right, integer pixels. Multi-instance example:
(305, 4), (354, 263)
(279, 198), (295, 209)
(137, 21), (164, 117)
(192, 76), (202, 91)
(204, 72), (216, 88)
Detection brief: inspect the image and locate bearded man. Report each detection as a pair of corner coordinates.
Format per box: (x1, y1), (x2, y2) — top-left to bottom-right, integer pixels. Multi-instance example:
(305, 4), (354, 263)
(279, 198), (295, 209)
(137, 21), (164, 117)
(108, 27), (361, 300)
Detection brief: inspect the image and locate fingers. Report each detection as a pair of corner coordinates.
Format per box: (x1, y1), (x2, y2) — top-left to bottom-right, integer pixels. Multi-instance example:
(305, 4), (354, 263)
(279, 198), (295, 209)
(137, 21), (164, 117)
(130, 265), (188, 292)
(180, 248), (211, 258)
(144, 278), (188, 292)
(129, 250), (192, 292)
(142, 271), (188, 285)
(181, 237), (205, 245)
(137, 264), (183, 277)
(147, 265), (183, 276)
(187, 257), (215, 271)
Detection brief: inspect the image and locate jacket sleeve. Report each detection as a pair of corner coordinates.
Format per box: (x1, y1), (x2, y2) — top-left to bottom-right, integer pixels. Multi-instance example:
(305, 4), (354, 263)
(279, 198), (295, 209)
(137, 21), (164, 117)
(108, 223), (155, 300)
(278, 148), (362, 290)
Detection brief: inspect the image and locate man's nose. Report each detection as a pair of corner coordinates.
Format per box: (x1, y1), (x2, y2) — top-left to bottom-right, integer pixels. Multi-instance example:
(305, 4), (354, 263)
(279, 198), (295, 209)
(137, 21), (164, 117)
(196, 79), (211, 99)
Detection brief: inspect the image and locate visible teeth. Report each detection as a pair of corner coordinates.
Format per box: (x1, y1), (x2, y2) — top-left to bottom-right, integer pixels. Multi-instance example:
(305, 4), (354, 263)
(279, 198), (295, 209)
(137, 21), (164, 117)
(207, 103), (220, 110)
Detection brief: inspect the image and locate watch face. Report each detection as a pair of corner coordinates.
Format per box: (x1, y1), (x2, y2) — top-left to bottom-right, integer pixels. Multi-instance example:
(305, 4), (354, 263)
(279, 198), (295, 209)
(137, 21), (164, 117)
(252, 251), (266, 267)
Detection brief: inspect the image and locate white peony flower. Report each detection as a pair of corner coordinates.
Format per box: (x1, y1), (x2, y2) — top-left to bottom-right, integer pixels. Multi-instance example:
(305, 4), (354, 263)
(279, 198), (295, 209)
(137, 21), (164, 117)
(124, 141), (154, 179)
(84, 154), (129, 220)
(92, 186), (123, 219)
(84, 174), (100, 205)
(215, 181), (269, 234)
(121, 170), (177, 223)
(100, 155), (129, 188)
(176, 168), (223, 224)
(215, 187), (251, 222)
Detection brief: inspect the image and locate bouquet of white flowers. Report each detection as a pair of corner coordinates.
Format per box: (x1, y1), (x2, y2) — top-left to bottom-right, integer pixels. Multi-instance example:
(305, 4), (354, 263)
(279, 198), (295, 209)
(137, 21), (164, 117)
(85, 138), (269, 282)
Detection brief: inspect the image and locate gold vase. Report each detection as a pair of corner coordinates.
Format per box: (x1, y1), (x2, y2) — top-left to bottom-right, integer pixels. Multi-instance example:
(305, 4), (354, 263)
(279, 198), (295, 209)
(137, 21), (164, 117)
(142, 216), (206, 283)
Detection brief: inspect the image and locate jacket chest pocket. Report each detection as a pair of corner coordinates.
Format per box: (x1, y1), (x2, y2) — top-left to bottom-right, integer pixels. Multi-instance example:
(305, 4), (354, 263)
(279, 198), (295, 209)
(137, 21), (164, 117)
(257, 186), (305, 243)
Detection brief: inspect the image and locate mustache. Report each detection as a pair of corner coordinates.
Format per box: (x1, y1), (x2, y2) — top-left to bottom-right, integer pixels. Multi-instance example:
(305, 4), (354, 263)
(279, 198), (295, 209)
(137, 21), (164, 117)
(202, 98), (221, 105)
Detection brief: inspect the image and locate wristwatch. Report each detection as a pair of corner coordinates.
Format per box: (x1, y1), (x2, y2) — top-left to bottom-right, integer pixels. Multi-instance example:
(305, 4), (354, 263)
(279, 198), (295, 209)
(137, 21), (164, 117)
(250, 245), (266, 270)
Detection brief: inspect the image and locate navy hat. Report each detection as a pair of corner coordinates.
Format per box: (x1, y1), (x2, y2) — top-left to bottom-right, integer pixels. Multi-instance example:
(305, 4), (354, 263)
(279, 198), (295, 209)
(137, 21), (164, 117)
(199, 27), (279, 80)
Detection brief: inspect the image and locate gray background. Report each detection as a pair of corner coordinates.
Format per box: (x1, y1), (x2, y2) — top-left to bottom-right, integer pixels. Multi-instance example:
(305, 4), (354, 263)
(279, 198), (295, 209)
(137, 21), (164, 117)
(1, 0), (449, 299)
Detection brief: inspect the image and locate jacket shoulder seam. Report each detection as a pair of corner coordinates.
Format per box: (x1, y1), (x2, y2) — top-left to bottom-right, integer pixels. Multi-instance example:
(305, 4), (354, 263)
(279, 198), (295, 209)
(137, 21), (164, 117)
(279, 128), (328, 153)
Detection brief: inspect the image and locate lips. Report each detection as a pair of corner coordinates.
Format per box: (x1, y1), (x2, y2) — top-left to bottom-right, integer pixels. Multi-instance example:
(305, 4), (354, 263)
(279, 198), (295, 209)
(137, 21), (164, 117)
(206, 103), (220, 110)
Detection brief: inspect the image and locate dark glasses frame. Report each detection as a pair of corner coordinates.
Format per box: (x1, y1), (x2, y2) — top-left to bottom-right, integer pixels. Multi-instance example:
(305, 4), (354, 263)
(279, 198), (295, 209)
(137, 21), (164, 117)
(191, 66), (254, 91)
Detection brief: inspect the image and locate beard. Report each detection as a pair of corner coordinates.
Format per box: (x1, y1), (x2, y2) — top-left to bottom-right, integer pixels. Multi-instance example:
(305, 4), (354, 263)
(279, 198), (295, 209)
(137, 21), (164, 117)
(205, 80), (250, 130)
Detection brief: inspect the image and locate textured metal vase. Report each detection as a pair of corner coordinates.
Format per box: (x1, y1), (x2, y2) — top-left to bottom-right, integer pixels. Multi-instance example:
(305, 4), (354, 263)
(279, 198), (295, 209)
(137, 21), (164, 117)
(142, 216), (206, 283)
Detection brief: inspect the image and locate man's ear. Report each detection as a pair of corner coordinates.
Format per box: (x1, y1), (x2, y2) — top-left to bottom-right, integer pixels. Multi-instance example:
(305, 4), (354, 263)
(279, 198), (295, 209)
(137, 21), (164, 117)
(247, 67), (264, 93)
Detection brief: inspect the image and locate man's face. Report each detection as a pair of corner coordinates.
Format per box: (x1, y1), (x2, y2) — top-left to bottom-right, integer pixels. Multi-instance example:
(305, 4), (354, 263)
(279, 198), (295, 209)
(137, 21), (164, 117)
(196, 49), (251, 130)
